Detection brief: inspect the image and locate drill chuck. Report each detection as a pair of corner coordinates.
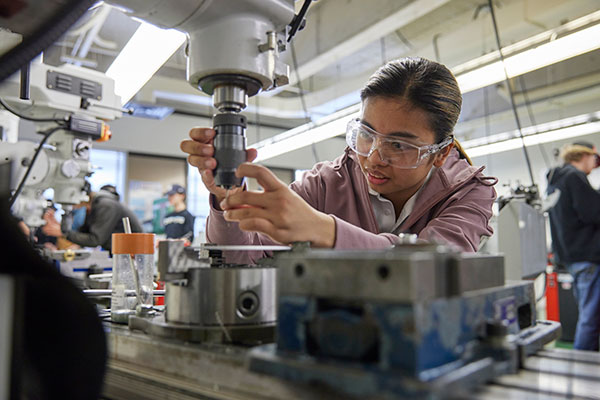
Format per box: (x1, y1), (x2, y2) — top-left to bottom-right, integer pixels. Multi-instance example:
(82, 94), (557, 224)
(213, 113), (247, 188)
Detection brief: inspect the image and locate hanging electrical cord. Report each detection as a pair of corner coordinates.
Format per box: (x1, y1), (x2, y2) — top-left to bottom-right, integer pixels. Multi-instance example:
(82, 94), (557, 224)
(8, 125), (64, 208)
(535, 271), (548, 304)
(288, 0), (313, 42)
(290, 41), (319, 163)
(487, 0), (536, 187)
(518, 75), (551, 169)
(432, 33), (442, 63)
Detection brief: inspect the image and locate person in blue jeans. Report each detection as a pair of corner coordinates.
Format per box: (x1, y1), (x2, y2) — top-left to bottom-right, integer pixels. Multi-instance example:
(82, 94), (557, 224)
(547, 141), (600, 351)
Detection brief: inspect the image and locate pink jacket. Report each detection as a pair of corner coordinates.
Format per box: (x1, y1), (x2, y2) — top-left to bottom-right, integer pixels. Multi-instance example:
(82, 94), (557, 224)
(206, 148), (497, 263)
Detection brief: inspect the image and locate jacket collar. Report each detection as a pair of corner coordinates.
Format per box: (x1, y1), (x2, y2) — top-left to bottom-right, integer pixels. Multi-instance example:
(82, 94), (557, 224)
(340, 147), (495, 229)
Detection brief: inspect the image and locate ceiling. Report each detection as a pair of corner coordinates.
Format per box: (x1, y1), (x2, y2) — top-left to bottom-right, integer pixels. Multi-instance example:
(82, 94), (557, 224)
(39, 0), (600, 148)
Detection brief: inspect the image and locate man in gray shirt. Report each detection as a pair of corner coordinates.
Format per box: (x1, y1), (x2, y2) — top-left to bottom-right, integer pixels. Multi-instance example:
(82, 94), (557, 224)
(42, 185), (142, 251)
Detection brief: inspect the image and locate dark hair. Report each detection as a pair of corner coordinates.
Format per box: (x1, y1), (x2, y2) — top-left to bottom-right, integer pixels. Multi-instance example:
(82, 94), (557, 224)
(360, 57), (462, 143)
(100, 184), (120, 201)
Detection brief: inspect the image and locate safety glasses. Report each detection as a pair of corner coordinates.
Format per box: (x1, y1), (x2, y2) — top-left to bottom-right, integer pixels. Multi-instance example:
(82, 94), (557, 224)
(346, 118), (453, 169)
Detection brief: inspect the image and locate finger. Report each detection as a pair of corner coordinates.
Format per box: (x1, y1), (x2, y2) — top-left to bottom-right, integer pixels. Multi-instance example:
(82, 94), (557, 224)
(235, 163), (285, 191)
(221, 190), (274, 210)
(200, 168), (214, 182)
(237, 218), (284, 243)
(223, 207), (273, 222)
(246, 148), (258, 162)
(188, 155), (216, 170)
(200, 169), (219, 191)
(180, 140), (214, 157)
(189, 127), (215, 142)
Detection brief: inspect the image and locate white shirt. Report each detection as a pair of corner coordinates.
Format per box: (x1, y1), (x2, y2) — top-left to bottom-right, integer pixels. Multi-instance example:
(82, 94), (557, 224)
(368, 167), (435, 234)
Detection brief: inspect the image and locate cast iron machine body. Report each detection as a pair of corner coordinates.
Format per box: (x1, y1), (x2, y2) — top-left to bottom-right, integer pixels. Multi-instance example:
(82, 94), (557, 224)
(0, 61), (120, 226)
(106, 0), (297, 188)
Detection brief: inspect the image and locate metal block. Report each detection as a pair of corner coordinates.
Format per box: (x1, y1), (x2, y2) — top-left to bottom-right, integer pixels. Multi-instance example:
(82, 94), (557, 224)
(275, 245), (505, 302)
(276, 245), (446, 302)
(457, 253), (505, 292)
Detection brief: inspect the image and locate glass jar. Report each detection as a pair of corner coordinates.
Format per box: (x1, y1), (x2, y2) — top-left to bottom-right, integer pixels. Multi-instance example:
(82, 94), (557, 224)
(111, 233), (155, 323)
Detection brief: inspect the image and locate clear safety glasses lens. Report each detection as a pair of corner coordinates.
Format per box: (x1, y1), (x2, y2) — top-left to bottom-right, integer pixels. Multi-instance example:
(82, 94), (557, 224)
(346, 119), (452, 168)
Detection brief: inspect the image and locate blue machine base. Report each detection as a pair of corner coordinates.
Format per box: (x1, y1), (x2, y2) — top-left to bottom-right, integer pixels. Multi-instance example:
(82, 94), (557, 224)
(249, 343), (500, 399)
(248, 320), (561, 399)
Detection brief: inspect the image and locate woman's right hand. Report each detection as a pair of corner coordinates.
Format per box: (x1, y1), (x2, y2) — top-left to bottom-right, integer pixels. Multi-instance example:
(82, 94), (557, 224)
(180, 127), (258, 206)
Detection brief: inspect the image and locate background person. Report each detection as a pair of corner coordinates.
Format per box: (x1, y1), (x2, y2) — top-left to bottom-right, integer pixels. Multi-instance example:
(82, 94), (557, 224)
(163, 184), (195, 244)
(547, 141), (600, 351)
(42, 184), (142, 252)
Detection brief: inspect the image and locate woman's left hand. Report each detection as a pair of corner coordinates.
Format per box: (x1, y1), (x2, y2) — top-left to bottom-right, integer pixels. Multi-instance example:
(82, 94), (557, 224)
(220, 163), (336, 248)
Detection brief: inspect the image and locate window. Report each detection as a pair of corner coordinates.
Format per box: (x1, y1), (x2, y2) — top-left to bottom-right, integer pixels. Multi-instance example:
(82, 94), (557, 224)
(187, 164), (211, 243)
(89, 149), (127, 198)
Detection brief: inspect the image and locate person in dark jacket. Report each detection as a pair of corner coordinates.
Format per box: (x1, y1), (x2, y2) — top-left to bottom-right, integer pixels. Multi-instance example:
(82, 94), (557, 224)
(163, 184), (195, 244)
(547, 141), (600, 351)
(42, 186), (142, 251)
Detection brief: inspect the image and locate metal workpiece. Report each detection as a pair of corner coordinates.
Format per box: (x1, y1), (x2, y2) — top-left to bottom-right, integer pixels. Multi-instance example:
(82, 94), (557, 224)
(164, 266), (276, 327)
(157, 239), (210, 280)
(132, 265), (277, 344)
(274, 244), (505, 302)
(157, 241), (286, 279)
(201, 244), (291, 252)
(84, 289), (165, 298)
(137, 240), (277, 344)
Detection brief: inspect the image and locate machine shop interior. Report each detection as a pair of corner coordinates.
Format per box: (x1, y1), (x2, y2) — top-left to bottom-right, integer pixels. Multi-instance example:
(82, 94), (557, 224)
(2, 0), (600, 399)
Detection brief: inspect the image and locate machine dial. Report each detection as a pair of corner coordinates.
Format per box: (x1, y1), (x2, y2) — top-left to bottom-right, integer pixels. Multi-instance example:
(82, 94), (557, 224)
(61, 159), (81, 178)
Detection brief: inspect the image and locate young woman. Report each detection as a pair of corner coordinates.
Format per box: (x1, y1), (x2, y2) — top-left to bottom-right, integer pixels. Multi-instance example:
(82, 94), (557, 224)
(181, 57), (497, 261)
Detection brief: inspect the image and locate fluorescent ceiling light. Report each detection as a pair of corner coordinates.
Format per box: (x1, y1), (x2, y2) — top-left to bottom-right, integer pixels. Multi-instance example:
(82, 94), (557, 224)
(464, 112), (600, 158)
(251, 105), (360, 162)
(250, 13), (600, 161)
(106, 22), (186, 105)
(456, 23), (600, 93)
(452, 10), (600, 76)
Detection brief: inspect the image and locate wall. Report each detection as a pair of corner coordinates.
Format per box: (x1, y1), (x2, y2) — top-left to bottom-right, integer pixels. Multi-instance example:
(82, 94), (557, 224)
(127, 153), (187, 194)
(93, 112), (286, 159)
